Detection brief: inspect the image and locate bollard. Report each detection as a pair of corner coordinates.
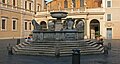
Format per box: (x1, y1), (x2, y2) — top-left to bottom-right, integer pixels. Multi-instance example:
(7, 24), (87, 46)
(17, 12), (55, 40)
(72, 49), (80, 64)
(104, 45), (108, 55)
(17, 39), (20, 45)
(7, 44), (13, 55)
(108, 42), (111, 50)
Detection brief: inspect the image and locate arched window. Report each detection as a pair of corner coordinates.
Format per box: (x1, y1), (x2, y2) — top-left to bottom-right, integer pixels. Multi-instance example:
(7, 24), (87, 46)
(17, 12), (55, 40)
(64, 0), (68, 8)
(40, 21), (47, 29)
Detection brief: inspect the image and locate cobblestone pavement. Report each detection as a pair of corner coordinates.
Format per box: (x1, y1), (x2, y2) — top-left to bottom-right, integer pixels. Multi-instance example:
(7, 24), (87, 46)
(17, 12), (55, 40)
(0, 39), (120, 64)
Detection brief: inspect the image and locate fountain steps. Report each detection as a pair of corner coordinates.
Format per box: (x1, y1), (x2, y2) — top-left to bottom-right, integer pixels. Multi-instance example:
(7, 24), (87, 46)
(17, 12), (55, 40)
(14, 42), (102, 51)
(13, 40), (104, 56)
(13, 46), (102, 52)
(15, 44), (102, 51)
(13, 48), (104, 56)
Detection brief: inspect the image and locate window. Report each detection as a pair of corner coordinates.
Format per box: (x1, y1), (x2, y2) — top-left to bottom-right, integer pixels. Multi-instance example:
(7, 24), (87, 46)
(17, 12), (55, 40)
(12, 19), (17, 31)
(1, 18), (7, 30)
(107, 14), (111, 21)
(13, 0), (16, 6)
(29, 3), (32, 10)
(80, 0), (84, 7)
(37, 5), (40, 11)
(72, 0), (76, 8)
(29, 23), (31, 30)
(64, 0), (68, 8)
(25, 1), (27, 9)
(2, 0), (5, 3)
(107, 1), (111, 7)
(25, 22), (27, 30)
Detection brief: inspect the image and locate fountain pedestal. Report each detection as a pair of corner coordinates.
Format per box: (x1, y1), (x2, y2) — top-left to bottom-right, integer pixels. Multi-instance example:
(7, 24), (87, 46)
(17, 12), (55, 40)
(55, 20), (63, 31)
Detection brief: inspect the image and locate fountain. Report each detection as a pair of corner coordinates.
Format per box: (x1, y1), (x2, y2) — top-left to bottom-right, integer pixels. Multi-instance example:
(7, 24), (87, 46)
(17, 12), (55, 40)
(12, 12), (104, 56)
(32, 12), (84, 41)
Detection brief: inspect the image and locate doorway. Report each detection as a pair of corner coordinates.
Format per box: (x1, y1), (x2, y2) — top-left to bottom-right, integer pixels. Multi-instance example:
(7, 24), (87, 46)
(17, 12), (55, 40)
(106, 28), (112, 39)
(90, 19), (100, 39)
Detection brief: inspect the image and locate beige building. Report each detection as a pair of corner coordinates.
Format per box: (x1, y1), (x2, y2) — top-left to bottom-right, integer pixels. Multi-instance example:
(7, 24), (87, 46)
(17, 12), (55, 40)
(35, 0), (120, 39)
(0, 0), (46, 39)
(102, 0), (120, 39)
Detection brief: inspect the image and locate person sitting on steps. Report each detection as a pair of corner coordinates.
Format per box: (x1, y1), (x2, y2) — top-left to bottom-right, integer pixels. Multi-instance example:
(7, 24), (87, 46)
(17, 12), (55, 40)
(96, 35), (104, 46)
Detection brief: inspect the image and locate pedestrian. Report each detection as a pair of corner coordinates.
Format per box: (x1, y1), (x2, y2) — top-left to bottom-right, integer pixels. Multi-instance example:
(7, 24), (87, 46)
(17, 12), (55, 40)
(104, 45), (108, 55)
(7, 43), (13, 55)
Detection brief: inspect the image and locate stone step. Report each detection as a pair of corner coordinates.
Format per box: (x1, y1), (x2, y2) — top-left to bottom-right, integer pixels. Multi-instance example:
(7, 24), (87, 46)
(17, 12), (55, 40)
(88, 42), (96, 46)
(32, 43), (84, 45)
(33, 40), (87, 43)
(14, 45), (103, 54)
(13, 48), (103, 56)
(17, 44), (100, 51)
(31, 45), (84, 48)
(14, 47), (102, 53)
(13, 40), (104, 56)
(14, 51), (56, 56)
(31, 45), (81, 48)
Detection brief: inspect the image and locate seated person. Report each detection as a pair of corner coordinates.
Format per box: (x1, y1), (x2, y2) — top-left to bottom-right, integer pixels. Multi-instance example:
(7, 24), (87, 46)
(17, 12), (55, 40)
(25, 37), (33, 44)
(99, 38), (104, 46)
(96, 38), (104, 46)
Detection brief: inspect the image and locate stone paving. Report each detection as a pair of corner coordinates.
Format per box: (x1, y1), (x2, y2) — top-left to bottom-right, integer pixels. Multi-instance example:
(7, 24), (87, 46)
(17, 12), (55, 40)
(0, 39), (120, 64)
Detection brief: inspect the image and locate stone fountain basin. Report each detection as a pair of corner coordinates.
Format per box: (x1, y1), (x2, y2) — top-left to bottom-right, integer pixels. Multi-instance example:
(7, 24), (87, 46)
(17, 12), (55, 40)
(50, 12), (68, 18)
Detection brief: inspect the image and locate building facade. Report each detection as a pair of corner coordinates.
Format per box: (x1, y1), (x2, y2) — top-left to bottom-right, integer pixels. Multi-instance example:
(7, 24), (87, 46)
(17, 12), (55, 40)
(47, 0), (102, 11)
(36, 0), (120, 39)
(102, 0), (120, 39)
(0, 0), (46, 39)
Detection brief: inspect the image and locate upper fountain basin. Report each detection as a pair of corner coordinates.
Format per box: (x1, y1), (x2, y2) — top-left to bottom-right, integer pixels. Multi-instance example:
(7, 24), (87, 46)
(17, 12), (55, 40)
(50, 12), (68, 18)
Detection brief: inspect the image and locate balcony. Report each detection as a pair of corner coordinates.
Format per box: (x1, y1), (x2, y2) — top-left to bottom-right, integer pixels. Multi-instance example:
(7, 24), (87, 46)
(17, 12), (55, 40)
(36, 8), (105, 17)
(85, 8), (105, 12)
